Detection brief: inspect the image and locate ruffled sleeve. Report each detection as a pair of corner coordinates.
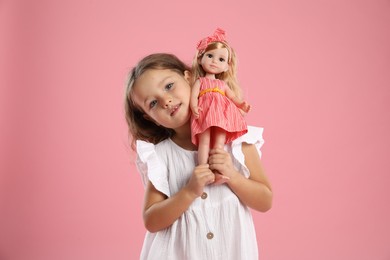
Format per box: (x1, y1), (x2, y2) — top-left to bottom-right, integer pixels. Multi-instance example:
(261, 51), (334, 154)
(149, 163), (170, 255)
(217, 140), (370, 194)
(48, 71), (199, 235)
(231, 126), (265, 178)
(136, 140), (170, 197)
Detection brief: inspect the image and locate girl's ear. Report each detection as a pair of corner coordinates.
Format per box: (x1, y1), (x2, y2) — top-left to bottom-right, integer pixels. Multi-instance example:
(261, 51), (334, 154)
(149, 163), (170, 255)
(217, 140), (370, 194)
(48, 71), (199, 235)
(184, 70), (191, 82)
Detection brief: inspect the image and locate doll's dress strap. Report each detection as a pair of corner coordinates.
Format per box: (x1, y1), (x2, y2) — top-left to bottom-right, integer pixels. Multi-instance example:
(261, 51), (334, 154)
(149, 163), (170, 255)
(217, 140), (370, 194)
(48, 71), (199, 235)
(198, 77), (226, 97)
(136, 140), (170, 197)
(231, 126), (265, 178)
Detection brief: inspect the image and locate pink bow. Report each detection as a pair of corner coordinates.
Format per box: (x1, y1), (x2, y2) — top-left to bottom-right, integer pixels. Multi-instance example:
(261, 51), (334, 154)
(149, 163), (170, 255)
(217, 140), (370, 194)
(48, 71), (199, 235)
(196, 28), (227, 52)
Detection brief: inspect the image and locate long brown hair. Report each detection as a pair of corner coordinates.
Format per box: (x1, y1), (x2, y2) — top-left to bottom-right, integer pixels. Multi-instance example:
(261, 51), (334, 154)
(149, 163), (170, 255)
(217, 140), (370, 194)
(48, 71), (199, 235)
(191, 41), (242, 100)
(124, 53), (191, 150)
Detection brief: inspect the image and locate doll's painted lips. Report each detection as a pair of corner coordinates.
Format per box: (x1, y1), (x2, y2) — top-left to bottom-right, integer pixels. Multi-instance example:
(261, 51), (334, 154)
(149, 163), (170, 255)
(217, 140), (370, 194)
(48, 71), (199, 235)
(170, 104), (180, 116)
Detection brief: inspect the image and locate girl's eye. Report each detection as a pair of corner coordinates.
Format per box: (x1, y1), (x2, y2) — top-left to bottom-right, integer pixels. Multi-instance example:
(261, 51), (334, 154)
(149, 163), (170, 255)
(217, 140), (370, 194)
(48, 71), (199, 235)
(165, 83), (173, 90)
(206, 54), (213, 58)
(149, 100), (157, 108)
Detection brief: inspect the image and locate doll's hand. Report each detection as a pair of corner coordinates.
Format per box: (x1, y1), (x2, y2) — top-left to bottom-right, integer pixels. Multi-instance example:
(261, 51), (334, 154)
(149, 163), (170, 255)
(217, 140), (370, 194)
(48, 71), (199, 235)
(239, 101), (251, 113)
(191, 106), (202, 119)
(185, 164), (215, 197)
(213, 172), (230, 185)
(208, 148), (238, 181)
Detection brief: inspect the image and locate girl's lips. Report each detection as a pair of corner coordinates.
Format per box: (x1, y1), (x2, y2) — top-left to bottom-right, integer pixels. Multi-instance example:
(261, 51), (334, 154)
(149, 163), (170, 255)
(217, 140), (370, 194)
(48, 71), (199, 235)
(170, 104), (181, 116)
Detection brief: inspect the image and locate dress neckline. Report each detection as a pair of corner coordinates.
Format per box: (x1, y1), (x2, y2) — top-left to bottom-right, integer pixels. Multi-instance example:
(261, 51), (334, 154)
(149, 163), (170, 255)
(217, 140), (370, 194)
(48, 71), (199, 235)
(168, 138), (197, 154)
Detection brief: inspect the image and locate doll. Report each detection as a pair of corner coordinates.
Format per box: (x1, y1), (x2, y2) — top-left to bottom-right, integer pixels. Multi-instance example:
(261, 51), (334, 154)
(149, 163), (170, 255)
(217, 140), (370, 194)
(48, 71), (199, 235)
(190, 28), (251, 171)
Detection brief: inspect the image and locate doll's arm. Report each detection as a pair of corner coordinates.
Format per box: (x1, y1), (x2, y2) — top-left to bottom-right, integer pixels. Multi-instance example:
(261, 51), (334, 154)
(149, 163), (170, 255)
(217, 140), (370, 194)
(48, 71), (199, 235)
(225, 87), (251, 113)
(190, 80), (202, 118)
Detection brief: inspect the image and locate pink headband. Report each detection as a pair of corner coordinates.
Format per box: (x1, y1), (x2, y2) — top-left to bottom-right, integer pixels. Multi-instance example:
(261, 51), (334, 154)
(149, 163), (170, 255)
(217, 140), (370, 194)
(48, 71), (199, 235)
(196, 28), (227, 53)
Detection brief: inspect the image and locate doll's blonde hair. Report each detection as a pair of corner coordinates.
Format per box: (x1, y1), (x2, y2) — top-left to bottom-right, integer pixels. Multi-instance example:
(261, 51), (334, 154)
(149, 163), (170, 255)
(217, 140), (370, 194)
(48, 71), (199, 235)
(124, 53), (191, 150)
(191, 41), (242, 99)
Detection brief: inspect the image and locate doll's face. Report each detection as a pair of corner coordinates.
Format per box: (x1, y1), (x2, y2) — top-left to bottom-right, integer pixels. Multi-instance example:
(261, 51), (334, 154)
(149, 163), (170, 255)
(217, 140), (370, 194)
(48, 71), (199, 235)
(200, 48), (229, 74)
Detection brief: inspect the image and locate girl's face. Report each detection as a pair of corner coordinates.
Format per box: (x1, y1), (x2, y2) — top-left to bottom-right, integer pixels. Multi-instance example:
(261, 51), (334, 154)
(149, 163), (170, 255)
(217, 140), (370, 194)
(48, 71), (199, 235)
(200, 47), (229, 74)
(132, 69), (192, 130)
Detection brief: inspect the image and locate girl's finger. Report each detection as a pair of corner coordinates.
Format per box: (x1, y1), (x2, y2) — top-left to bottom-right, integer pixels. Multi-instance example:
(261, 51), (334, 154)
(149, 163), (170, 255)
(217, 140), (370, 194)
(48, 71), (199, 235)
(205, 174), (216, 185)
(208, 152), (225, 159)
(208, 158), (224, 165)
(209, 148), (228, 155)
(195, 164), (210, 171)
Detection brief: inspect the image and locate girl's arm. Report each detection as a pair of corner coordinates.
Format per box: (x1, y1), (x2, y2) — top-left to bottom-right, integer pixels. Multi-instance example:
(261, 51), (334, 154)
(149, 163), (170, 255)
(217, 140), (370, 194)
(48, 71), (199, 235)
(142, 164), (215, 232)
(208, 144), (273, 212)
(225, 87), (251, 113)
(190, 80), (201, 118)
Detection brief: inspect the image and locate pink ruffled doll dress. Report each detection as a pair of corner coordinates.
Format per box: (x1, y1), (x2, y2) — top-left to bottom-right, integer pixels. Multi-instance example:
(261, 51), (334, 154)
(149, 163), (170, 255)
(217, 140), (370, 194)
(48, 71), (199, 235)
(191, 77), (247, 145)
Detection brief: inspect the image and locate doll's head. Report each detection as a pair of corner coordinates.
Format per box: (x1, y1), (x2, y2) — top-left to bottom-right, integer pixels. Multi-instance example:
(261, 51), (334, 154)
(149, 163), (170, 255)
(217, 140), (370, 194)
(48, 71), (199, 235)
(192, 28), (241, 99)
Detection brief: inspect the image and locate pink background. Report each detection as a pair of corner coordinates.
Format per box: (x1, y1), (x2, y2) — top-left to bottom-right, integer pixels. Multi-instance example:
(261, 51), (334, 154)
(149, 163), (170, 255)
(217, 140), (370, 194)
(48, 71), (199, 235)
(1, 0), (389, 259)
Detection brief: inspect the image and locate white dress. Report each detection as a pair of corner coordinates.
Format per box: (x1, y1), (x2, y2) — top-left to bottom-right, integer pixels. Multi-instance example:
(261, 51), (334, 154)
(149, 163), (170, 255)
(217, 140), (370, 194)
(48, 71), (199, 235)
(136, 126), (264, 260)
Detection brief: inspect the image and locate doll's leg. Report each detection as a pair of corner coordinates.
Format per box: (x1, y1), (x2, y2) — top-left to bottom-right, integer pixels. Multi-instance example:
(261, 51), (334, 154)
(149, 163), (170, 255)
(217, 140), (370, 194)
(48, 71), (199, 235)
(197, 128), (211, 165)
(213, 127), (227, 149)
(211, 127), (229, 185)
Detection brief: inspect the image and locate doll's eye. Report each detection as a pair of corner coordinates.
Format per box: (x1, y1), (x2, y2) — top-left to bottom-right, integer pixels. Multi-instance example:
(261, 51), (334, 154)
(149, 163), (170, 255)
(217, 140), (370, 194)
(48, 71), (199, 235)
(219, 58), (226, 62)
(149, 100), (157, 108)
(206, 54), (213, 58)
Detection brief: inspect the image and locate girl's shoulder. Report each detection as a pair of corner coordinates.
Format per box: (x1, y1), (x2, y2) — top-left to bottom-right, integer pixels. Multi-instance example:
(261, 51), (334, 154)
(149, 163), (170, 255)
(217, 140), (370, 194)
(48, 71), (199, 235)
(135, 139), (172, 197)
(233, 126), (264, 147)
(136, 138), (173, 159)
(230, 126), (265, 178)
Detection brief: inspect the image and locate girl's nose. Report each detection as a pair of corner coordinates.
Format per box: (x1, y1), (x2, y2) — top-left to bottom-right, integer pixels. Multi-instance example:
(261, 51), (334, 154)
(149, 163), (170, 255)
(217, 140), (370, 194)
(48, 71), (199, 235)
(163, 97), (172, 108)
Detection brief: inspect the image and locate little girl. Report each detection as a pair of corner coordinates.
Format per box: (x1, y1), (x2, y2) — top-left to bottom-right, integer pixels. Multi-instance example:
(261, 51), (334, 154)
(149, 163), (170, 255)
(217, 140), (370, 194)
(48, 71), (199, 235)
(191, 28), (251, 169)
(124, 53), (272, 259)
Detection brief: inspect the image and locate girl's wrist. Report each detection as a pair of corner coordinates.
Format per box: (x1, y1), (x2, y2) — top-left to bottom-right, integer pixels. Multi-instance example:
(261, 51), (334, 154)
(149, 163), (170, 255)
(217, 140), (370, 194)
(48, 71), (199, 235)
(226, 170), (244, 187)
(182, 185), (201, 201)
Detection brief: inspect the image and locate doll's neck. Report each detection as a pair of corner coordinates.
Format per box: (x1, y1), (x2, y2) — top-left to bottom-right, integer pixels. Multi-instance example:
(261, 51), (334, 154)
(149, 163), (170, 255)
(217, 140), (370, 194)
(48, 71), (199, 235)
(204, 72), (217, 79)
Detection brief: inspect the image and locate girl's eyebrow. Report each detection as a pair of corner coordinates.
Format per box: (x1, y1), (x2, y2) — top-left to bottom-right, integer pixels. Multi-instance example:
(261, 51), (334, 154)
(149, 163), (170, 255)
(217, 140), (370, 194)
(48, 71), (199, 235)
(159, 76), (172, 86)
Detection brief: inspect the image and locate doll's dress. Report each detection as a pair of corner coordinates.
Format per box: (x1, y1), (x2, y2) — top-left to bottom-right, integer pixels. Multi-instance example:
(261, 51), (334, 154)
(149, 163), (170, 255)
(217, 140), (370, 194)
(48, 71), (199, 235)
(191, 77), (247, 146)
(136, 126), (264, 260)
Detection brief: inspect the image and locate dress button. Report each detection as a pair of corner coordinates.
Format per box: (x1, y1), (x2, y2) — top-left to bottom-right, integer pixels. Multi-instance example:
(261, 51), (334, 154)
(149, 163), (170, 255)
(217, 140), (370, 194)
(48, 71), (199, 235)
(206, 232), (214, 239)
(201, 192), (208, 199)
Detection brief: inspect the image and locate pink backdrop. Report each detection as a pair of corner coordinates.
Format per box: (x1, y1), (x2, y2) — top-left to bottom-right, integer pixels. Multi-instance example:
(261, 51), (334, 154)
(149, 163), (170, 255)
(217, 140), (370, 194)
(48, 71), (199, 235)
(1, 0), (389, 259)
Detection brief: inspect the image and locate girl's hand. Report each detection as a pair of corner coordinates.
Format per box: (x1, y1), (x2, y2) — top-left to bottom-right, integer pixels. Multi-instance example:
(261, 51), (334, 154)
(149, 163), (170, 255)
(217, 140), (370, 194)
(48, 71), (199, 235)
(184, 164), (215, 198)
(239, 101), (251, 113)
(208, 148), (239, 181)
